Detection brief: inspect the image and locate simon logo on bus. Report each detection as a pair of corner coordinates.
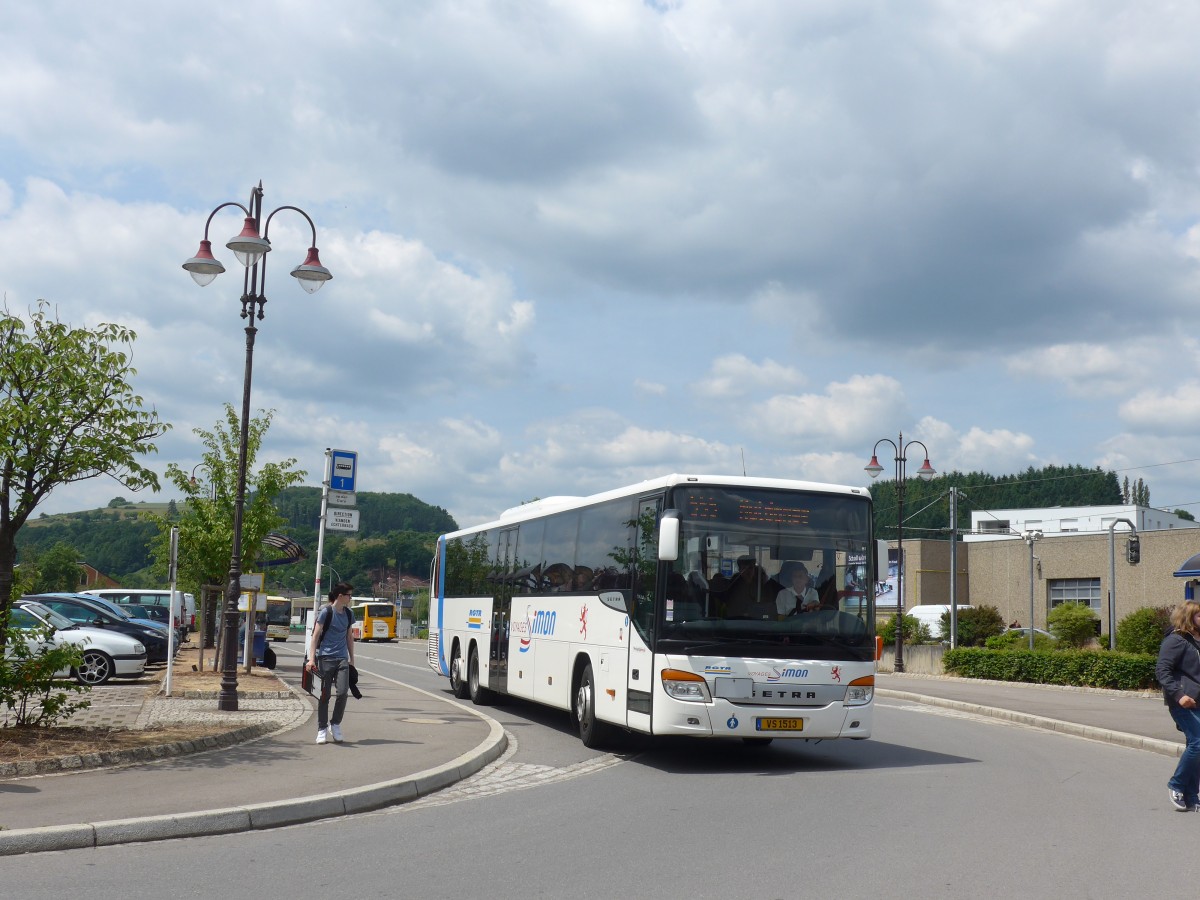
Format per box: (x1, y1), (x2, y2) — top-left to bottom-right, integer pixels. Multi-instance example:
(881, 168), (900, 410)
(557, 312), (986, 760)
(765, 666), (810, 682)
(516, 608), (557, 652)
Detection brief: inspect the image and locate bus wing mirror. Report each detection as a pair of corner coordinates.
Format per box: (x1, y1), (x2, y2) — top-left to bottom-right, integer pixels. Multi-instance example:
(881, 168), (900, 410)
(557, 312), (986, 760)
(658, 512), (680, 561)
(876, 539), (888, 580)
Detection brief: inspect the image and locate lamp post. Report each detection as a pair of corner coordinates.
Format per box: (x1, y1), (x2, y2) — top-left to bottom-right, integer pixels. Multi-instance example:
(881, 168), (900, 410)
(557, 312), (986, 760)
(865, 432), (936, 673)
(1023, 530), (1042, 650)
(189, 463), (216, 501)
(183, 182), (331, 711)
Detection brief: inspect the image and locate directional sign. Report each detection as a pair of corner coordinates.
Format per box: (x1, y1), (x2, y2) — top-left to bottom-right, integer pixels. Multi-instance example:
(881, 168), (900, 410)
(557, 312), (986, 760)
(327, 508), (360, 532)
(328, 490), (356, 508)
(330, 449), (357, 492)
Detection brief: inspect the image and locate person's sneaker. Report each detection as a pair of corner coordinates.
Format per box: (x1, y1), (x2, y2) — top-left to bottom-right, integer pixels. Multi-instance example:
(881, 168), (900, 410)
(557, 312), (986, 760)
(316, 728), (328, 745)
(1169, 788), (1187, 810)
(331, 723), (344, 743)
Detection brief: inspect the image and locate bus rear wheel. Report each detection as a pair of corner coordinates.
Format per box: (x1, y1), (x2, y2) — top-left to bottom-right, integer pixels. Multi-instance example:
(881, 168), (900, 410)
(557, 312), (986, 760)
(468, 648), (494, 706)
(449, 645), (469, 699)
(574, 663), (613, 749)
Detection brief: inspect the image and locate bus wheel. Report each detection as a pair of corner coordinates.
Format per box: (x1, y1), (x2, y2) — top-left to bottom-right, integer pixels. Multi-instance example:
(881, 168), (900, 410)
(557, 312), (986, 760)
(574, 663), (612, 749)
(468, 648), (494, 706)
(449, 645), (469, 699)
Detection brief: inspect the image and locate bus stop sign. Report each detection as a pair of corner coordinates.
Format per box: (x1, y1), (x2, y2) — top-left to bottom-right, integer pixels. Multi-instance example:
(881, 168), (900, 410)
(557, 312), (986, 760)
(331, 449), (357, 492)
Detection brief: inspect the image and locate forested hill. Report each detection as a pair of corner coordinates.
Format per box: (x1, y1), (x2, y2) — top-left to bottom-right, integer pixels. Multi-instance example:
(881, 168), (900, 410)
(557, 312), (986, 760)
(869, 464), (1127, 540)
(272, 487), (457, 535)
(17, 487), (458, 583)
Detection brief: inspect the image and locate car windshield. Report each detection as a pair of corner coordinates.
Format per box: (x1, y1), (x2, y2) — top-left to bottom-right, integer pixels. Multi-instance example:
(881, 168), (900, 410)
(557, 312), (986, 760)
(15, 602), (76, 630)
(656, 485), (876, 662)
(72, 595), (133, 620)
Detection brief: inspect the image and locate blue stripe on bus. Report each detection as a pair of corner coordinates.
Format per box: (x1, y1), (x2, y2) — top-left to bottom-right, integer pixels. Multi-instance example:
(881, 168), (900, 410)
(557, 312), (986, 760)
(436, 536), (449, 676)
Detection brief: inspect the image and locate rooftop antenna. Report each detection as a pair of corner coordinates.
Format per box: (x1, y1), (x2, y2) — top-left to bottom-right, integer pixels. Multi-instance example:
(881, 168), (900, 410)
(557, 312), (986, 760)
(741, 448), (747, 476)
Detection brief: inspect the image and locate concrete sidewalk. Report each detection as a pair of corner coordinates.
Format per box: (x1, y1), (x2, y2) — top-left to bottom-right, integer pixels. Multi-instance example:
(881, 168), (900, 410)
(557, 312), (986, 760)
(878, 673), (1183, 757)
(1, 666), (1182, 856)
(0, 655), (505, 856)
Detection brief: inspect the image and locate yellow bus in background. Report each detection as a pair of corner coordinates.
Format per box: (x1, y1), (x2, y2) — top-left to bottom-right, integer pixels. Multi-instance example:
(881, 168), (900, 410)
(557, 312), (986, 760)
(265, 596), (293, 642)
(352, 601), (397, 642)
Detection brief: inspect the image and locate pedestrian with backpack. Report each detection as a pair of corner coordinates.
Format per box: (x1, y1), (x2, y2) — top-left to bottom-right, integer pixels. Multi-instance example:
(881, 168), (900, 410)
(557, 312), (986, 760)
(306, 582), (357, 745)
(1155, 600), (1200, 811)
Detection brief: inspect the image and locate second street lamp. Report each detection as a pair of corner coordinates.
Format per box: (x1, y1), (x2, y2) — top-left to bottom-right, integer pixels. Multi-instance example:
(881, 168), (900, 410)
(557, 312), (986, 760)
(865, 432), (935, 674)
(183, 181), (332, 712)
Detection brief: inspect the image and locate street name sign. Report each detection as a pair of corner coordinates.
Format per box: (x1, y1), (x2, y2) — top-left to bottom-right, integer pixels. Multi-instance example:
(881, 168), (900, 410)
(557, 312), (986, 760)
(327, 508), (360, 532)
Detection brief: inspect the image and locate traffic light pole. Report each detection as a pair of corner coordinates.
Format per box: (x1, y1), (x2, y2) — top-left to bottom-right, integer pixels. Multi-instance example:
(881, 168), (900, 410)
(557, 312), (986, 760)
(1107, 518), (1137, 650)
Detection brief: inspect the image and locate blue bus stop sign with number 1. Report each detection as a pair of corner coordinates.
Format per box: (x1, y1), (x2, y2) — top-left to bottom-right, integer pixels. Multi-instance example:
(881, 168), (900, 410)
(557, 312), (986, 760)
(331, 449), (357, 492)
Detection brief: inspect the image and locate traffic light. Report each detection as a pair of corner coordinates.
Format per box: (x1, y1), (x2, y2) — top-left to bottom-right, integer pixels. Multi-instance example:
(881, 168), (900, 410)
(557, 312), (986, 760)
(1127, 536), (1140, 565)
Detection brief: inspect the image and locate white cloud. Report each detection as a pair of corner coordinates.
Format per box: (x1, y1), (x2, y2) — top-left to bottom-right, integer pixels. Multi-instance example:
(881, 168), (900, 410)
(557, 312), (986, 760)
(694, 354), (805, 399)
(751, 375), (907, 445)
(1119, 381), (1200, 433)
(7, 1), (1200, 530)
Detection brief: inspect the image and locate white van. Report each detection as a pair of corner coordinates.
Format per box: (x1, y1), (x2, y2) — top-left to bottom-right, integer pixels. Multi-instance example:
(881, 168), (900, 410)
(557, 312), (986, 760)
(908, 604), (972, 640)
(85, 589), (196, 637)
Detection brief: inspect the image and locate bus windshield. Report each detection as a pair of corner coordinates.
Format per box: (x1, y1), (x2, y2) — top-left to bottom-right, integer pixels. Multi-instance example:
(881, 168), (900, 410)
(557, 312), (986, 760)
(659, 485), (874, 661)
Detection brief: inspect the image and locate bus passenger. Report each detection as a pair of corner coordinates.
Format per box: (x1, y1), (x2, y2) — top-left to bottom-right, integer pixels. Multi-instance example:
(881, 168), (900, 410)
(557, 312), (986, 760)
(723, 556), (779, 619)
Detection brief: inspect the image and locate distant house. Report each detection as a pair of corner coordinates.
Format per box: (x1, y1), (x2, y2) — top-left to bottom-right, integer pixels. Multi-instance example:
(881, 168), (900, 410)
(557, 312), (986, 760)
(13, 562), (119, 591)
(888, 504), (1200, 636)
(78, 563), (120, 590)
(967, 504), (1198, 541)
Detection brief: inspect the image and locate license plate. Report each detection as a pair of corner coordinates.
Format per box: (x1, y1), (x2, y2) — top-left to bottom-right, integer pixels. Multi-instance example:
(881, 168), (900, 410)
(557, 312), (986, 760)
(756, 717), (803, 732)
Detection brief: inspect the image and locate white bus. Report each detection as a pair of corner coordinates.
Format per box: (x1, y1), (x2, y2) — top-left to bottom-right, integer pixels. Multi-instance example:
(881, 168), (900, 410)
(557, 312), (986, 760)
(427, 474), (881, 748)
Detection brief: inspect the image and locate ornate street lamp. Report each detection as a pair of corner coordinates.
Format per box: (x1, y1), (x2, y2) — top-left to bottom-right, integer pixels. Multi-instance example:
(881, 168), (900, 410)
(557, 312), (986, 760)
(183, 182), (331, 711)
(865, 432), (935, 674)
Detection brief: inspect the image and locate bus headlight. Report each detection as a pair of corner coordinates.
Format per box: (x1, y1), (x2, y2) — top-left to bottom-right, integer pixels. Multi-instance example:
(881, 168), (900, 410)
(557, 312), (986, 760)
(844, 675), (874, 706)
(661, 668), (712, 703)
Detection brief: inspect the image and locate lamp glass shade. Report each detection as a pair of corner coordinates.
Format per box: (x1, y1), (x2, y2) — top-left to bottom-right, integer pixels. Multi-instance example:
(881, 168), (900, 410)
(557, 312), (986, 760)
(182, 239), (226, 287)
(291, 246), (332, 294)
(916, 459), (936, 481)
(227, 217), (270, 267)
(864, 455), (884, 479)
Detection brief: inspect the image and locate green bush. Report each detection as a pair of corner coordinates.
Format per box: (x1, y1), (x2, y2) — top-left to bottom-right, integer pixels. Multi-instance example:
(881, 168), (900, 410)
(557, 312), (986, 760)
(943, 647), (1156, 690)
(0, 621), (91, 727)
(1047, 602), (1099, 648)
(949, 605), (1005, 647)
(879, 614), (930, 646)
(985, 629), (1058, 652)
(1115, 606), (1172, 655)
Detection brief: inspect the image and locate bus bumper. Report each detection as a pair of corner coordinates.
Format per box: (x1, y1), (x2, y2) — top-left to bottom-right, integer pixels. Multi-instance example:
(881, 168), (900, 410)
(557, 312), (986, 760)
(651, 696), (873, 740)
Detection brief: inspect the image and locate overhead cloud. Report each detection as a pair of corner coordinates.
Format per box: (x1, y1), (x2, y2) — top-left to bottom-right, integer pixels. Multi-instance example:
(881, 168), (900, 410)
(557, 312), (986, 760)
(6, 2), (1200, 523)
(694, 354), (806, 399)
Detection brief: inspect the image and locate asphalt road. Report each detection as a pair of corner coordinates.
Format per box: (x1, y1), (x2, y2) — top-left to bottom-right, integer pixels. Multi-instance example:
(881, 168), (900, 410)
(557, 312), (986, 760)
(5, 642), (1194, 899)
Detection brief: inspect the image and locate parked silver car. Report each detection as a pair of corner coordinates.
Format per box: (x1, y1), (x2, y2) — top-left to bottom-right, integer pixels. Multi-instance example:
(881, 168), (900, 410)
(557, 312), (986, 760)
(12, 601), (147, 685)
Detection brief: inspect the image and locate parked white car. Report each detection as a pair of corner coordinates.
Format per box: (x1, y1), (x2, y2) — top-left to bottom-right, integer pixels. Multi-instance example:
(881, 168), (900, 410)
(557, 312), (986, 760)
(12, 600), (147, 685)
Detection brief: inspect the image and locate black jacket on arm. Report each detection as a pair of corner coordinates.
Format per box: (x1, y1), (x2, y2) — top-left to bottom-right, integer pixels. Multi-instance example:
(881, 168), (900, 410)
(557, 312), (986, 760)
(1156, 630), (1200, 707)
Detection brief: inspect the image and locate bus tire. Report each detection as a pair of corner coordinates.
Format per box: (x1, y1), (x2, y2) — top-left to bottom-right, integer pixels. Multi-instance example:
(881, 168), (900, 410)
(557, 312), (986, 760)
(449, 643), (469, 699)
(574, 662), (612, 749)
(468, 648), (495, 706)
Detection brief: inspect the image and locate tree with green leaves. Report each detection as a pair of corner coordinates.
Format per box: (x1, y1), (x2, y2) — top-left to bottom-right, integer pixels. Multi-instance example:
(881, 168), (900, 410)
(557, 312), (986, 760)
(0, 301), (168, 649)
(32, 541), (85, 593)
(147, 405), (305, 600)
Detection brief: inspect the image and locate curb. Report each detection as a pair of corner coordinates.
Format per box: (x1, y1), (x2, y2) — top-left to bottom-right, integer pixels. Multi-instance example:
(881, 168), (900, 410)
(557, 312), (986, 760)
(878, 688), (1183, 759)
(0, 722), (280, 779)
(0, 685), (507, 856)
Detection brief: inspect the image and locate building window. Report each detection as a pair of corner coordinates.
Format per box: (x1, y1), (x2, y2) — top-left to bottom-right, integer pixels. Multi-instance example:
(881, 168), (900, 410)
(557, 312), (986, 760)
(979, 520), (1010, 534)
(1049, 578), (1101, 613)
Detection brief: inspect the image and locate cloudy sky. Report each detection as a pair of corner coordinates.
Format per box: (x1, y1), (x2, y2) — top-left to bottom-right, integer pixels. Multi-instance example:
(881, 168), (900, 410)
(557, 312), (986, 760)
(4, 1), (1200, 529)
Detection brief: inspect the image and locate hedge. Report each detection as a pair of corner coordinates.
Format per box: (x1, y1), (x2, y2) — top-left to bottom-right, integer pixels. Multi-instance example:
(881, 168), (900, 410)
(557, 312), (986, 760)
(942, 648), (1158, 691)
